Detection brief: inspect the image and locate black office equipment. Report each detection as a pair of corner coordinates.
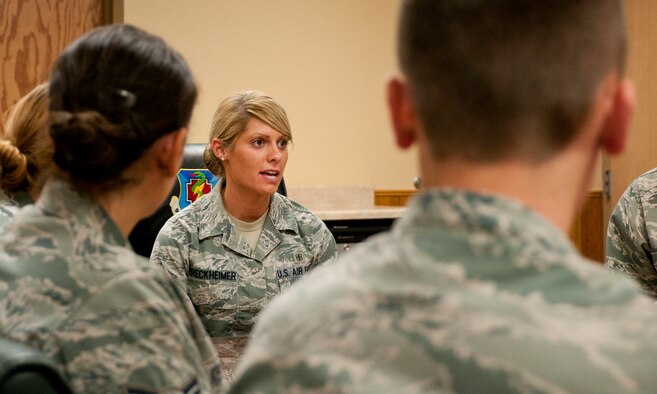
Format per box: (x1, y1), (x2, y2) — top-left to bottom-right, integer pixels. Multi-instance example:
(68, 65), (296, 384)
(0, 338), (73, 394)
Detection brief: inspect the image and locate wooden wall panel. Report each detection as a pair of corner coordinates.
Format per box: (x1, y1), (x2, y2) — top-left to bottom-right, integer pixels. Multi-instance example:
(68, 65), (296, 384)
(376, 189), (604, 263)
(570, 191), (604, 263)
(0, 0), (102, 125)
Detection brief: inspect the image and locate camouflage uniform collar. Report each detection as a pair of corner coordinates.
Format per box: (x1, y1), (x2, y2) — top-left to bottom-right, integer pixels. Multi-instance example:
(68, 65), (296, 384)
(0, 188), (32, 207)
(36, 177), (128, 247)
(0, 189), (11, 209)
(397, 188), (574, 255)
(0, 190), (17, 225)
(8, 189), (33, 207)
(196, 183), (299, 258)
(199, 182), (298, 238)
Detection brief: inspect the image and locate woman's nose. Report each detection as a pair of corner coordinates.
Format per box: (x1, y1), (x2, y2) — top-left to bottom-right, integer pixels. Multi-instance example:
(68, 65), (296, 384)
(268, 143), (281, 161)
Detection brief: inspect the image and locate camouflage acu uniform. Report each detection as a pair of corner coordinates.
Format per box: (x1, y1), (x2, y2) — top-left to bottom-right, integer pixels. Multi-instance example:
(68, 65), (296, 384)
(606, 167), (657, 298)
(0, 178), (222, 393)
(151, 182), (337, 380)
(0, 188), (31, 228)
(230, 189), (657, 394)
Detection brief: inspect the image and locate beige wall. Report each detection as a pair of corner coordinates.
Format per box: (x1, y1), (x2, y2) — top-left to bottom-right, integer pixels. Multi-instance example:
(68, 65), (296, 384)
(123, 0), (418, 189)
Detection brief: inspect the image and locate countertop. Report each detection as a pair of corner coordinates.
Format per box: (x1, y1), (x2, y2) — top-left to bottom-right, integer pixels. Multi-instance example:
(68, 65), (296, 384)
(286, 185), (406, 221)
(310, 206), (405, 221)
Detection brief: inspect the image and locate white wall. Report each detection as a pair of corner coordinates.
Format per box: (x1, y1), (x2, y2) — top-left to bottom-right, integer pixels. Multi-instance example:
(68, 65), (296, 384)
(123, 0), (418, 189)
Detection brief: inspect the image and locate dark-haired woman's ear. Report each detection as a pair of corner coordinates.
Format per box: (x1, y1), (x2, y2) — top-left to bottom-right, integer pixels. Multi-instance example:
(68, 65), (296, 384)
(153, 127), (188, 177)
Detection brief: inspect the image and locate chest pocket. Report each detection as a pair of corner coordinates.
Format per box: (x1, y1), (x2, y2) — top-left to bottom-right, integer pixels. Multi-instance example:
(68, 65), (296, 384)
(187, 268), (240, 336)
(275, 249), (314, 291)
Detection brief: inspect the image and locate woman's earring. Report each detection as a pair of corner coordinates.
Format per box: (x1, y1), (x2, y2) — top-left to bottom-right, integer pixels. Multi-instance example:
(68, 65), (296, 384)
(220, 157), (225, 161)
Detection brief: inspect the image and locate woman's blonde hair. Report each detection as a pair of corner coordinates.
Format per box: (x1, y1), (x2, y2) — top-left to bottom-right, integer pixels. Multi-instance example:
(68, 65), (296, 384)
(204, 90), (292, 177)
(0, 83), (52, 194)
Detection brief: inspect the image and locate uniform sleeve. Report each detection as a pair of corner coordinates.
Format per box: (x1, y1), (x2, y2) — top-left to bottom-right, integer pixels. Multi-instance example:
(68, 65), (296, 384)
(150, 216), (193, 293)
(605, 183), (657, 298)
(313, 223), (338, 267)
(53, 272), (222, 393)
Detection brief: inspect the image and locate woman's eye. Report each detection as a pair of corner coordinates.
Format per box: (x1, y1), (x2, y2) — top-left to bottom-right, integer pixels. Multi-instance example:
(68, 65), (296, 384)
(277, 139), (289, 149)
(252, 139), (263, 147)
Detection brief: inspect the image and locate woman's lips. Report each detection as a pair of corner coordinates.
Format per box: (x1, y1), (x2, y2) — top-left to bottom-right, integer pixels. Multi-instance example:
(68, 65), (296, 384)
(259, 170), (280, 183)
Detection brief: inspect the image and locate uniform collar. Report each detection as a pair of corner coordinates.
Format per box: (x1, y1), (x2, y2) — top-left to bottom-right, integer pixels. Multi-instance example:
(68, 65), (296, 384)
(396, 188), (575, 257)
(198, 182), (299, 258)
(0, 188), (32, 207)
(10, 189), (33, 207)
(36, 177), (128, 248)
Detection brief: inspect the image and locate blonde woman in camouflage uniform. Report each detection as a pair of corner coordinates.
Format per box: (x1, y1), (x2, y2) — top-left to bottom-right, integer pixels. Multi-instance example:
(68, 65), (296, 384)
(230, 1), (657, 393)
(0, 83), (52, 227)
(151, 90), (337, 380)
(606, 169), (657, 298)
(0, 25), (222, 393)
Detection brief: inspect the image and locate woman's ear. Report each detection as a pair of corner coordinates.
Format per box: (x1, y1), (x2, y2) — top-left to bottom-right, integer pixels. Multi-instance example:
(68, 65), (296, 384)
(153, 127), (188, 176)
(211, 138), (227, 160)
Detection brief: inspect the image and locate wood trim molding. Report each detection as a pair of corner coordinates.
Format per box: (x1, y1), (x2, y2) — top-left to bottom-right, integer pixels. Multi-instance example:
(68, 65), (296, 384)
(102, 0), (124, 24)
(374, 189), (418, 207)
(376, 189), (604, 263)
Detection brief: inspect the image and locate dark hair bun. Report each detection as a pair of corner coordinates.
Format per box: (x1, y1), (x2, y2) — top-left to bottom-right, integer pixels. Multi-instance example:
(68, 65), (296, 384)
(48, 24), (197, 187)
(50, 110), (146, 183)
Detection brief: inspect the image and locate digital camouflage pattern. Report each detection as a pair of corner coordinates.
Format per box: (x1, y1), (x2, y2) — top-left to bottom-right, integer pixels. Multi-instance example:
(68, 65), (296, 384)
(151, 182), (337, 380)
(606, 167), (657, 298)
(0, 188), (31, 228)
(0, 178), (222, 393)
(230, 189), (657, 394)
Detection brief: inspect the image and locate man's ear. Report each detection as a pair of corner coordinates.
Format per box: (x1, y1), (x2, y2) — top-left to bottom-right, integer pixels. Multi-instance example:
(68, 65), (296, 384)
(601, 78), (635, 155)
(211, 137), (227, 160)
(386, 76), (418, 149)
(154, 127), (188, 177)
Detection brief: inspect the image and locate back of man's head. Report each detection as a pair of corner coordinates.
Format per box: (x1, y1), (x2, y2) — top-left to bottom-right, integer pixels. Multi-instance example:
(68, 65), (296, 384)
(398, 0), (625, 163)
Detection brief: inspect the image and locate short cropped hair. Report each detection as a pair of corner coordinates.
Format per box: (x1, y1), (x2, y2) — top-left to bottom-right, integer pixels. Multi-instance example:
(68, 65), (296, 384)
(398, 0), (626, 162)
(204, 90), (292, 177)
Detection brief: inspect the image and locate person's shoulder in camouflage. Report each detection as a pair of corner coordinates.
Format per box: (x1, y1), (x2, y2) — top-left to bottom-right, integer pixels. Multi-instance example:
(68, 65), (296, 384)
(606, 167), (657, 298)
(0, 189), (32, 228)
(269, 191), (337, 264)
(229, 189), (657, 393)
(0, 189), (21, 228)
(0, 178), (222, 393)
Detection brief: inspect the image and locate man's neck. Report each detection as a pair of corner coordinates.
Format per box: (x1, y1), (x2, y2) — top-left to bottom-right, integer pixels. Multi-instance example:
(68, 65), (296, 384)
(419, 148), (596, 234)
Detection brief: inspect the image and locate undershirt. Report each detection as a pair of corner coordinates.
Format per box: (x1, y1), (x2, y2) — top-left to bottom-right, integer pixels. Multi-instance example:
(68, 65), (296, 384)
(227, 210), (268, 251)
